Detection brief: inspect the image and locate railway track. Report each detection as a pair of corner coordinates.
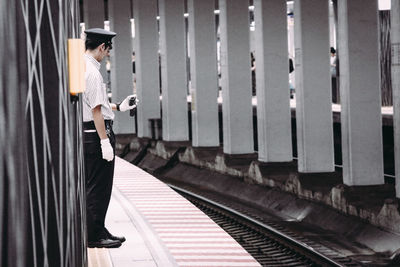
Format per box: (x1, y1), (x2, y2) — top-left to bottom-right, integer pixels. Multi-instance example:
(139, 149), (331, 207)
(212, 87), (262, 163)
(168, 184), (363, 267)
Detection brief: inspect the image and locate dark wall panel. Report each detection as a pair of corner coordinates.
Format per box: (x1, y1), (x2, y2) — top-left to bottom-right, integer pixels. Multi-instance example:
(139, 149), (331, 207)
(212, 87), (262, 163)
(0, 1), (28, 267)
(1, 0), (86, 266)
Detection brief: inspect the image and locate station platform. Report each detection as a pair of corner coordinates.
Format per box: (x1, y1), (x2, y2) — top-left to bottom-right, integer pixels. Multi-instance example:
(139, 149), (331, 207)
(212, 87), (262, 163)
(88, 157), (260, 267)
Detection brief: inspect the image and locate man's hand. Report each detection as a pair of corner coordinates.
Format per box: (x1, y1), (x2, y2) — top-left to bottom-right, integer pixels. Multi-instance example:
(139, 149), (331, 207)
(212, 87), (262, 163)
(100, 138), (114, 161)
(119, 95), (137, 112)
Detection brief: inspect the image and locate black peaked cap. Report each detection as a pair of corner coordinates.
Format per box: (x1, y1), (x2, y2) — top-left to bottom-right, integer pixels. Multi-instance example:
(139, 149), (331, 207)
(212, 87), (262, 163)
(84, 28), (116, 44)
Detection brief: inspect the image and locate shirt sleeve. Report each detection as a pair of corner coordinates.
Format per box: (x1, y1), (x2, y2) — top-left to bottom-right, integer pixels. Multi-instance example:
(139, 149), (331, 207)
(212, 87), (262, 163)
(85, 72), (104, 109)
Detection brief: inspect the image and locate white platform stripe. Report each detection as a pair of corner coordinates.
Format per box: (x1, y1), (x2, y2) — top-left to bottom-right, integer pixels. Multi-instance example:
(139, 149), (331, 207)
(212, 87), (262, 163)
(156, 228), (224, 231)
(145, 216), (212, 220)
(113, 157), (260, 267)
(165, 244), (243, 248)
(130, 200), (188, 203)
(134, 203), (190, 206)
(147, 218), (213, 222)
(135, 201), (193, 204)
(149, 222), (216, 225)
(137, 208), (198, 211)
(121, 191), (180, 194)
(147, 218), (214, 221)
(176, 259), (260, 263)
(158, 232), (230, 236)
(164, 242), (242, 246)
(153, 225), (219, 229)
(170, 250), (250, 254)
(177, 263), (260, 267)
(165, 240), (242, 244)
(141, 209), (203, 212)
(141, 212), (205, 215)
(133, 199), (186, 201)
(162, 240), (238, 244)
(129, 197), (186, 199)
(157, 231), (227, 234)
(131, 192), (176, 194)
(143, 217), (208, 219)
(130, 199), (185, 201)
(174, 255), (256, 259)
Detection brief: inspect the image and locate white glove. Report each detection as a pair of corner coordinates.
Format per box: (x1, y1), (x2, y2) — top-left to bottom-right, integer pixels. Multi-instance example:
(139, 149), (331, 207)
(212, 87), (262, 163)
(100, 138), (114, 161)
(119, 95), (137, 112)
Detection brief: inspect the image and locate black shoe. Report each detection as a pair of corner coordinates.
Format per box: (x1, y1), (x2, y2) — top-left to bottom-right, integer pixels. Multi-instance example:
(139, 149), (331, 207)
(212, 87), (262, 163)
(88, 238), (121, 248)
(104, 228), (126, 243)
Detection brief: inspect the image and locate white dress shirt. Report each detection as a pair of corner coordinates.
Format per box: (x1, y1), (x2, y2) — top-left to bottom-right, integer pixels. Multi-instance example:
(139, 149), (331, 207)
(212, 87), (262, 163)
(82, 54), (114, 122)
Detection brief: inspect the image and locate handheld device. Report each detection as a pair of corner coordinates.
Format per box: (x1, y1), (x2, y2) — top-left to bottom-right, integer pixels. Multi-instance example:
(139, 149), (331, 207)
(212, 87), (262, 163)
(129, 96), (136, 117)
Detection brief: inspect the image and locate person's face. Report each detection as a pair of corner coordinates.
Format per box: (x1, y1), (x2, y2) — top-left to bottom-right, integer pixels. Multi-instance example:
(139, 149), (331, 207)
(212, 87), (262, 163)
(100, 43), (110, 60)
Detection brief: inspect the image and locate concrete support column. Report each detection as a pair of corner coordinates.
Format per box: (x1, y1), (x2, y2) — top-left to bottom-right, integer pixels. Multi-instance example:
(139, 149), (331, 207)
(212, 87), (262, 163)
(83, 0), (104, 29)
(219, 0), (254, 154)
(254, 0), (292, 162)
(133, 0), (161, 138)
(338, 0), (383, 185)
(83, 0), (107, 82)
(392, 0), (400, 196)
(188, 0), (219, 147)
(158, 0), (189, 141)
(294, 0), (334, 172)
(108, 0), (135, 134)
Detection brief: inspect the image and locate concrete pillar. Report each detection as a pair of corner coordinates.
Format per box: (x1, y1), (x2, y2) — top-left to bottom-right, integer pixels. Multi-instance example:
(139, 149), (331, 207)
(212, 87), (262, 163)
(159, 0), (189, 141)
(288, 10), (295, 88)
(392, 0), (400, 196)
(83, 0), (104, 29)
(329, 2), (336, 48)
(83, 0), (107, 83)
(133, 0), (161, 138)
(254, 0), (292, 162)
(338, 0), (384, 185)
(188, 0), (219, 147)
(219, 0), (254, 154)
(294, 0), (334, 172)
(108, 0), (134, 134)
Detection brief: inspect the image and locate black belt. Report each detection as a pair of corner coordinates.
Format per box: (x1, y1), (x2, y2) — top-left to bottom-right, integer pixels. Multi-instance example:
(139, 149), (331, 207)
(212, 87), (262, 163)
(83, 120), (113, 131)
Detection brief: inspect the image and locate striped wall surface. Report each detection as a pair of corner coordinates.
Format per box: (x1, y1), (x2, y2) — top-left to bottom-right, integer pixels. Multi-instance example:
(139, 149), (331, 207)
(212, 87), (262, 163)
(0, 1), (28, 266)
(113, 157), (260, 267)
(1, 0), (86, 266)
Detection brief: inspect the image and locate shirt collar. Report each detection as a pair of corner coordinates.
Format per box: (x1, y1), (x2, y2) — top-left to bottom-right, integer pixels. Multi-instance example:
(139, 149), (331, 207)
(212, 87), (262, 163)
(84, 54), (101, 70)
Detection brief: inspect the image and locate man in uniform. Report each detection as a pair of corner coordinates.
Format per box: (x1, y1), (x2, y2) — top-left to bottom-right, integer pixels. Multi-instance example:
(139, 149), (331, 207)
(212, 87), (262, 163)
(83, 28), (136, 248)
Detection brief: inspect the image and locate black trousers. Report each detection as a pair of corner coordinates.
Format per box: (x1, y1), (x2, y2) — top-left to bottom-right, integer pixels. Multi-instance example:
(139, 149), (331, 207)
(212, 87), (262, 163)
(83, 126), (115, 242)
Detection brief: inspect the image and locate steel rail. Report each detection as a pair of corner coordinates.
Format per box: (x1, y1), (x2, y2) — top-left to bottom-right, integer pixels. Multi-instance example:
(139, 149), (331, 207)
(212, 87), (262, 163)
(168, 183), (347, 267)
